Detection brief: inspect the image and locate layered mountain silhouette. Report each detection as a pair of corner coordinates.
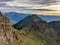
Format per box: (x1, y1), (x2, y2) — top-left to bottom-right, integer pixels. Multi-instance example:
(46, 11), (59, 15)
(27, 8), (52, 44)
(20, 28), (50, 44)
(0, 12), (60, 45)
(3, 12), (29, 25)
(3, 12), (60, 25)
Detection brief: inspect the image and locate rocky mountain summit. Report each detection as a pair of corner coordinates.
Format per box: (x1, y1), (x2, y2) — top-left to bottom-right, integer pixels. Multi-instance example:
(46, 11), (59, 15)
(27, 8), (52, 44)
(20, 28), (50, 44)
(13, 15), (46, 30)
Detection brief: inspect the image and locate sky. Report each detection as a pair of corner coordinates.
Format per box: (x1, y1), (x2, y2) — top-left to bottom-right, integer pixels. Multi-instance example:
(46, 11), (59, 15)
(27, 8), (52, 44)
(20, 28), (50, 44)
(0, 0), (60, 16)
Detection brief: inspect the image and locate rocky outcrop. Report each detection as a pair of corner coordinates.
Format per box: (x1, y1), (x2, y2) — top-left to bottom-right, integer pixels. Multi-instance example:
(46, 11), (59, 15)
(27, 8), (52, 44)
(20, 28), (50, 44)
(0, 12), (15, 45)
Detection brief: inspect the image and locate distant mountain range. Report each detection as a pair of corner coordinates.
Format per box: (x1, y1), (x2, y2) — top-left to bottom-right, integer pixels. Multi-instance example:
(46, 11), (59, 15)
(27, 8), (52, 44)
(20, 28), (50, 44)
(3, 12), (60, 25)
(3, 12), (30, 25)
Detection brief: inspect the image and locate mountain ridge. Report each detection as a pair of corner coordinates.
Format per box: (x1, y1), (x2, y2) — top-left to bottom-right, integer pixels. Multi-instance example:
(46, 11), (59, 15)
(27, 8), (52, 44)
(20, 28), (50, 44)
(13, 15), (46, 30)
(0, 12), (60, 45)
(13, 14), (59, 45)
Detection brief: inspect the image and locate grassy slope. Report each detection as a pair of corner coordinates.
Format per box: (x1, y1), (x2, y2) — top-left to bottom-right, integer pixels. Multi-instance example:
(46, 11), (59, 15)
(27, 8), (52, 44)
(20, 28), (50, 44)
(9, 29), (46, 45)
(8, 26), (58, 45)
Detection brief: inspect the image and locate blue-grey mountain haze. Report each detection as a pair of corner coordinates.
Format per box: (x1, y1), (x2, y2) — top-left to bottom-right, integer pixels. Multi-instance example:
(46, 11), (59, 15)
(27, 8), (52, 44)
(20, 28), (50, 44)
(2, 12), (60, 25)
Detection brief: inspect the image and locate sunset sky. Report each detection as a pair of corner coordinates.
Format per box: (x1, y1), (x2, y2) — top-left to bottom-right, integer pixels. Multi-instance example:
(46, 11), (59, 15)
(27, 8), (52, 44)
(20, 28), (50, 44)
(0, 0), (60, 16)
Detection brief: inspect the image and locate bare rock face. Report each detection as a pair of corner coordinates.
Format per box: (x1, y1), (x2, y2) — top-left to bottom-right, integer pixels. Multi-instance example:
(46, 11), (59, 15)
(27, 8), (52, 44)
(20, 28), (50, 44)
(0, 12), (14, 45)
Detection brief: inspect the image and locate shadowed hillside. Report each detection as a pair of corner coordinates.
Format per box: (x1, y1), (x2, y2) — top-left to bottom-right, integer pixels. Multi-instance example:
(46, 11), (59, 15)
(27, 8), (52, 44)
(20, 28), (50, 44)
(49, 21), (60, 43)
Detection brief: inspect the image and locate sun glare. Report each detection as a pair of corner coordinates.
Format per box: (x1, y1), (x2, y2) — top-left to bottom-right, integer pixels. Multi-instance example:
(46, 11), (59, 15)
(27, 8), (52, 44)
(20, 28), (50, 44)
(43, 4), (60, 11)
(56, 4), (60, 10)
(49, 4), (60, 10)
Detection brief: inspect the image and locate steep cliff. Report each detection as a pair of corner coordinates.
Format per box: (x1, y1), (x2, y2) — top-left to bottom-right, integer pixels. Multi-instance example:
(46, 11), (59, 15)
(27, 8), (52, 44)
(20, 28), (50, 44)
(0, 12), (16, 45)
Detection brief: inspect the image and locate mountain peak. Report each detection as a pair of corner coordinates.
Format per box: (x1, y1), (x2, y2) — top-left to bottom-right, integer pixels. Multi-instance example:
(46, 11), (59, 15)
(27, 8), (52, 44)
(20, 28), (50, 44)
(24, 14), (43, 22)
(28, 14), (38, 18)
(13, 14), (45, 30)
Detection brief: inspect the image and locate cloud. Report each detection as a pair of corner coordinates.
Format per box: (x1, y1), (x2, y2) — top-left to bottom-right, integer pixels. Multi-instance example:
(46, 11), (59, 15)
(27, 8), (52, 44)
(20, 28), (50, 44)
(0, 0), (13, 2)
(0, 0), (60, 16)
(30, 9), (56, 11)
(12, 0), (59, 5)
